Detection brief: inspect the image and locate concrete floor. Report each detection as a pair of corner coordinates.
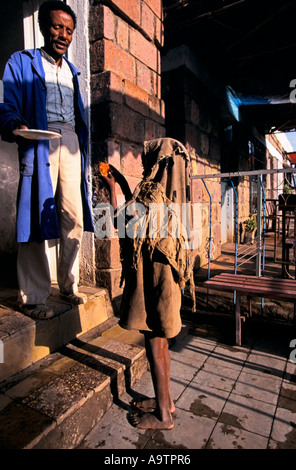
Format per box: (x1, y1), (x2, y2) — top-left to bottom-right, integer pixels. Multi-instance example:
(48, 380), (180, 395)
(77, 323), (296, 451)
(77, 233), (296, 451)
(1, 232), (296, 453)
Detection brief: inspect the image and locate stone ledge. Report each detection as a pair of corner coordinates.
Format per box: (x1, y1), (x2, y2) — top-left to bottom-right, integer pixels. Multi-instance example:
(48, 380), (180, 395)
(0, 322), (147, 449)
(0, 285), (113, 382)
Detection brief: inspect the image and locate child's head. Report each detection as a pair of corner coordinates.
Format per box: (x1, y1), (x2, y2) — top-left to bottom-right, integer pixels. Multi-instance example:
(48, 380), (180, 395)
(140, 138), (190, 204)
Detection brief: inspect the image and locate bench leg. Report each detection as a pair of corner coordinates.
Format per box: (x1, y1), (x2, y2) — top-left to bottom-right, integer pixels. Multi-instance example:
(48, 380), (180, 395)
(247, 296), (252, 317)
(235, 292), (241, 346)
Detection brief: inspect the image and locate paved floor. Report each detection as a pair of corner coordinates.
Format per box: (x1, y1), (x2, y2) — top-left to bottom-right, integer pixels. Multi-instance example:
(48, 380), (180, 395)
(77, 321), (296, 451)
(1, 234), (296, 454)
(77, 234), (296, 452)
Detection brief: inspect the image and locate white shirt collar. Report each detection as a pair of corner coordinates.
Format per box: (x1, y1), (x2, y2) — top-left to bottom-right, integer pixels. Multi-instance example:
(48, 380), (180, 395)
(40, 48), (64, 68)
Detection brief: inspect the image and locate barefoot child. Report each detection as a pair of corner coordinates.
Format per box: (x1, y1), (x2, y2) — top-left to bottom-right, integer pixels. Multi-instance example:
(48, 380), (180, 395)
(100, 138), (195, 430)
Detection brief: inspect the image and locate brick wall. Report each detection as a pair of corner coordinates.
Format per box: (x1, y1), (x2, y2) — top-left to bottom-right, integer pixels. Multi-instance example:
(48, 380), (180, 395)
(89, 0), (165, 301)
(162, 65), (222, 269)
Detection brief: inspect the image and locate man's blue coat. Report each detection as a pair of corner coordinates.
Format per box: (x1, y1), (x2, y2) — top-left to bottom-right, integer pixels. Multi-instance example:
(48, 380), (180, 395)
(0, 49), (94, 242)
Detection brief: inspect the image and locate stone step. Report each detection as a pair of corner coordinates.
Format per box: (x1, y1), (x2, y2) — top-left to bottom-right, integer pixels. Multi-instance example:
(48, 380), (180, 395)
(0, 320), (147, 449)
(0, 284), (114, 382)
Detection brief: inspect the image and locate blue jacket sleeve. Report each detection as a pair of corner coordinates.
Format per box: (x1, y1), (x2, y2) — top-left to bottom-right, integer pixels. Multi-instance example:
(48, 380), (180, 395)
(0, 53), (29, 142)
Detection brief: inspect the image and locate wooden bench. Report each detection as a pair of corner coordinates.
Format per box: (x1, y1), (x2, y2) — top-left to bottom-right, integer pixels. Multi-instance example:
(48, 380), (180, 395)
(203, 273), (296, 345)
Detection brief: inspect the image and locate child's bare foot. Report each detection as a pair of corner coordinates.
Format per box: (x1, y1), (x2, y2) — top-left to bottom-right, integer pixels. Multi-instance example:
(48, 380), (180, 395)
(132, 397), (175, 414)
(130, 411), (174, 430)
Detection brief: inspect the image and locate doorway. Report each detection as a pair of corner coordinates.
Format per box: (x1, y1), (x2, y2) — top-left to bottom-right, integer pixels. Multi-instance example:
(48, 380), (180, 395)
(0, 0), (59, 282)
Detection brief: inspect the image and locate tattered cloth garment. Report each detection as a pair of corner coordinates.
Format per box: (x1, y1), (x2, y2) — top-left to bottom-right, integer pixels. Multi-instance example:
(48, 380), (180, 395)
(117, 138), (196, 338)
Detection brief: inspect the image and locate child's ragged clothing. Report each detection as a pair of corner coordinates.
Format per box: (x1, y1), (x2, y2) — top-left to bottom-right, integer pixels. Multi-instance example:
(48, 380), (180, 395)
(117, 138), (196, 339)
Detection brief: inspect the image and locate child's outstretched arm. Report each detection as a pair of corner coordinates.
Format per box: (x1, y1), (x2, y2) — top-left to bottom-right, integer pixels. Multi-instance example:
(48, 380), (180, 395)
(99, 163), (133, 212)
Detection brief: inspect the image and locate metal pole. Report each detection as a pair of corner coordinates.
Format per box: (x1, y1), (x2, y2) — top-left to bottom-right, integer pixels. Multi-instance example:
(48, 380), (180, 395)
(202, 179), (212, 281)
(260, 176), (266, 311)
(259, 176), (266, 277)
(230, 179), (238, 276)
(202, 179), (212, 309)
(256, 175), (262, 277)
(191, 167), (296, 180)
(230, 179), (238, 306)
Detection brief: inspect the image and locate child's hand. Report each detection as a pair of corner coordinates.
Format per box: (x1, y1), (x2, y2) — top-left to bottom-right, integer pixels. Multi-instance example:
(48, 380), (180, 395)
(99, 162), (120, 179)
(100, 169), (116, 191)
(98, 163), (132, 201)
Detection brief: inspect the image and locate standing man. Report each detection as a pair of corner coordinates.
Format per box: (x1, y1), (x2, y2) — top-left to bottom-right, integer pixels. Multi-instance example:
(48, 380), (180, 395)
(0, 1), (94, 318)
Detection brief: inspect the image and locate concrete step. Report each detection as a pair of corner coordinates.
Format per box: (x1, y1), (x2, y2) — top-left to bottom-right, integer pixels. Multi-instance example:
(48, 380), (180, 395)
(0, 320), (147, 449)
(0, 284), (114, 382)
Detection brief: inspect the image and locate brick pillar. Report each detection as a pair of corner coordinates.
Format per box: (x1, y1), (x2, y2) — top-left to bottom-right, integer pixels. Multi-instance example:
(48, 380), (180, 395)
(89, 0), (165, 302)
(162, 55), (222, 269)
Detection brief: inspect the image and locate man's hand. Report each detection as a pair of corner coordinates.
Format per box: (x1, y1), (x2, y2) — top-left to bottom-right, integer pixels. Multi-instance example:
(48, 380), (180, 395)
(14, 123), (30, 144)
